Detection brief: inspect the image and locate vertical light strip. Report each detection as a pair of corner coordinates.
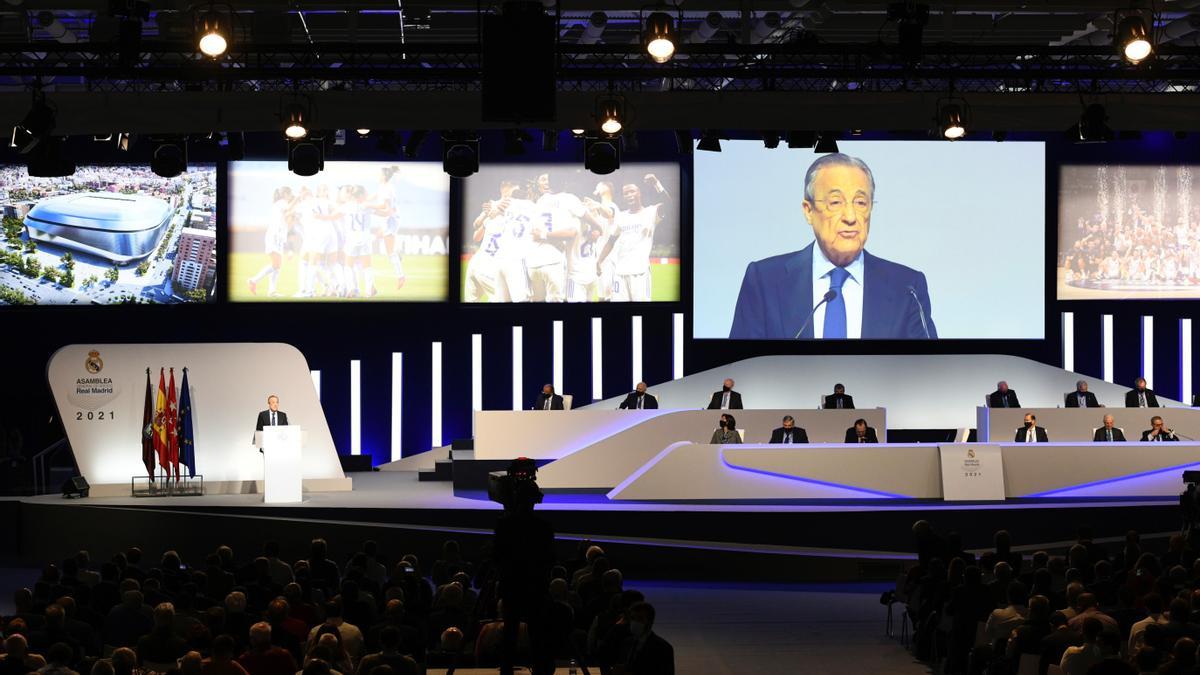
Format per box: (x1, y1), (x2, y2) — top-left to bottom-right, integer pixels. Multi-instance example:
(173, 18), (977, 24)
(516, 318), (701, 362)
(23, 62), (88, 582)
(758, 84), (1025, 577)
(471, 334), (483, 413)
(592, 317), (604, 401)
(310, 370), (321, 401)
(673, 312), (685, 380)
(1142, 315), (1154, 389)
(631, 315), (643, 389)
(1102, 314), (1114, 383)
(512, 326), (523, 411)
(349, 359), (361, 456)
(552, 320), (564, 394)
(390, 353), (402, 461)
(1062, 312), (1074, 372)
(1183, 319), (1193, 406)
(431, 342), (443, 449)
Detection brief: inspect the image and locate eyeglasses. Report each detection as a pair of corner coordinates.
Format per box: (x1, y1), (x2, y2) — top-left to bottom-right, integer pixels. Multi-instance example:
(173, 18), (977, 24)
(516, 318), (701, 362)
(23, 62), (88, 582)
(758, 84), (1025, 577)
(812, 195), (873, 214)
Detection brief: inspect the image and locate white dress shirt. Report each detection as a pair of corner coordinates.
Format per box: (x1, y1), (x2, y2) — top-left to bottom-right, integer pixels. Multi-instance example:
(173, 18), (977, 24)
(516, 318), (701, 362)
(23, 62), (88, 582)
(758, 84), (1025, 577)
(811, 246), (864, 339)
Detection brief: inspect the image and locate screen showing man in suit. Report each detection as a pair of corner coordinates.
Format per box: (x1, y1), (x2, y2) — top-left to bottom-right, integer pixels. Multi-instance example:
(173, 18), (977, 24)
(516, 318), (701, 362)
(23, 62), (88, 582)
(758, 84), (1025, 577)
(692, 140), (1045, 339)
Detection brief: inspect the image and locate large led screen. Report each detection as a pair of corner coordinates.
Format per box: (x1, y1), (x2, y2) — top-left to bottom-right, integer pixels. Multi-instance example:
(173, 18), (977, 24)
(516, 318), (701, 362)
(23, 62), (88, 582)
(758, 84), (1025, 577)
(229, 161), (450, 302)
(1058, 164), (1200, 300)
(0, 165), (217, 305)
(693, 140), (1046, 339)
(461, 164), (680, 302)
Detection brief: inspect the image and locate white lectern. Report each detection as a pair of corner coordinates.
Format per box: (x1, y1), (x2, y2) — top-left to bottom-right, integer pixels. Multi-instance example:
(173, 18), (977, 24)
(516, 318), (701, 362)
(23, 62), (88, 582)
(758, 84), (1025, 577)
(255, 425), (303, 504)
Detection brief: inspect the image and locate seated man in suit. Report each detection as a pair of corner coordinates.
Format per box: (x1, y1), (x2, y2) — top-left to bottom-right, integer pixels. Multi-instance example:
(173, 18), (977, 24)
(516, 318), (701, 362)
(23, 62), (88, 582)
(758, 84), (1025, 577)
(844, 418), (878, 443)
(617, 602), (674, 675)
(1015, 413), (1048, 443)
(1065, 380), (1101, 408)
(709, 414), (741, 444)
(824, 383), (854, 409)
(1141, 415), (1178, 442)
(989, 380), (1020, 408)
(254, 394), (289, 444)
(1093, 414), (1126, 442)
(1125, 377), (1160, 408)
(618, 382), (658, 410)
(769, 416), (808, 444)
(532, 384), (564, 411)
(706, 379), (743, 410)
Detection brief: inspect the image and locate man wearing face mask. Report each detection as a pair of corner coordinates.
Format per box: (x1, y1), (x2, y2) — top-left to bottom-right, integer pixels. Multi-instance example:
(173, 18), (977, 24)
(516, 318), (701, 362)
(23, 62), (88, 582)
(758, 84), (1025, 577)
(617, 601), (674, 675)
(729, 153), (937, 339)
(1015, 413), (1048, 443)
(1125, 377), (1160, 408)
(618, 382), (658, 410)
(709, 414), (741, 444)
(706, 378), (743, 410)
(531, 384), (564, 411)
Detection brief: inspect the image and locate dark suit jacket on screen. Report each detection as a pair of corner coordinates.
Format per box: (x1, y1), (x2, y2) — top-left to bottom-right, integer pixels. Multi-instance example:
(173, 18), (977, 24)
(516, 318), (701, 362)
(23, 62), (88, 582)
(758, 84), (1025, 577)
(1014, 427), (1049, 443)
(1064, 391), (1101, 408)
(1093, 427), (1126, 442)
(769, 426), (809, 444)
(1125, 389), (1161, 408)
(823, 393), (855, 409)
(844, 426), (879, 443)
(707, 390), (743, 410)
(729, 243), (937, 339)
(618, 392), (659, 409)
(255, 410), (289, 431)
(988, 390), (1021, 408)
(532, 393), (564, 410)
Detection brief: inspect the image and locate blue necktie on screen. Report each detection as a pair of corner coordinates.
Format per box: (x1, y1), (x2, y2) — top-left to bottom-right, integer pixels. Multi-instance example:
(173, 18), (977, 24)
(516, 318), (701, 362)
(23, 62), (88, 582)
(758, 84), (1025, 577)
(823, 267), (850, 339)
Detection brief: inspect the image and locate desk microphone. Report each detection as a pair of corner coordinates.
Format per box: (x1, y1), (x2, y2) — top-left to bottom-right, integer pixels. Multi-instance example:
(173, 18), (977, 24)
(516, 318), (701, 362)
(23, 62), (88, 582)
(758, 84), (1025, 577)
(907, 286), (931, 339)
(795, 290), (838, 339)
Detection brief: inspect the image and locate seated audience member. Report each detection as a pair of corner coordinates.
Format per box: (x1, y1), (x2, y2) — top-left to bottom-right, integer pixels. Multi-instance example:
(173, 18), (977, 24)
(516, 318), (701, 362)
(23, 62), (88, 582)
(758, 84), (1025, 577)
(1015, 413), (1048, 443)
(425, 583), (469, 648)
(768, 416), (808, 444)
(1065, 380), (1101, 408)
(137, 603), (187, 670)
(1158, 636), (1196, 675)
(1128, 594), (1167, 654)
(264, 599), (304, 660)
(1060, 616), (1105, 675)
(1093, 414), (1126, 442)
(1163, 598), (1200, 645)
(1041, 611), (1084, 674)
(38, 642), (78, 675)
(89, 660), (114, 675)
(424, 627), (465, 670)
(1067, 593), (1118, 634)
(988, 381), (1020, 408)
(823, 383), (854, 409)
(352, 627), (416, 675)
(364, 601), (420, 663)
(305, 603), (363, 661)
(0, 634), (47, 675)
(706, 379), (743, 410)
(299, 659), (332, 675)
(532, 384), (564, 411)
(474, 600), (529, 667)
(1133, 646), (1162, 675)
(709, 414), (741, 444)
(985, 581), (1029, 642)
(204, 635), (250, 675)
(102, 590), (152, 649)
(1006, 595), (1053, 660)
(306, 632), (353, 675)
(239, 623), (298, 675)
(1126, 377), (1160, 408)
(1141, 416), (1179, 442)
(844, 419), (878, 443)
(617, 602), (674, 675)
(262, 542), (293, 588)
(618, 383), (658, 410)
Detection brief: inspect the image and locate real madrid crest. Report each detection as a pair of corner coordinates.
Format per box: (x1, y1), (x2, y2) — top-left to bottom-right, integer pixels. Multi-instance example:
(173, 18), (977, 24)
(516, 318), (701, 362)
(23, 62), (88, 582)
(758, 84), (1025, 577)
(85, 350), (104, 374)
(967, 448), (976, 459)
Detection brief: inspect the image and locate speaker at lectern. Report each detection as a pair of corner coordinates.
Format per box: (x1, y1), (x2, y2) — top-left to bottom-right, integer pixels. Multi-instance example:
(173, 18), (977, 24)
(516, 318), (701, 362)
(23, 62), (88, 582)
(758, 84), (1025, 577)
(254, 426), (303, 504)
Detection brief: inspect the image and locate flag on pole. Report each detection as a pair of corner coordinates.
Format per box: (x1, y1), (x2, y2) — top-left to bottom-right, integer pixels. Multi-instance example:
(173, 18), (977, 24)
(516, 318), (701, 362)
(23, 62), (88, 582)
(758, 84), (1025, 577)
(141, 368), (154, 480)
(179, 367), (195, 479)
(153, 368), (168, 471)
(167, 367), (180, 480)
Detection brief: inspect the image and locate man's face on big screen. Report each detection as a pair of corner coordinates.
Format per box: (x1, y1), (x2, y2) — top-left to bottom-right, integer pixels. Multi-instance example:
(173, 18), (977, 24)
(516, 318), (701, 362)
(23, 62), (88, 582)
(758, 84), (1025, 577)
(803, 163), (873, 267)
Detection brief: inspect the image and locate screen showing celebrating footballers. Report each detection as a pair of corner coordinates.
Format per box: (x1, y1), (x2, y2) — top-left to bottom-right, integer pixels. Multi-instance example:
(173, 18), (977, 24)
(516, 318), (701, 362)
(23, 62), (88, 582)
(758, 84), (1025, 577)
(461, 163), (681, 303)
(228, 161), (450, 302)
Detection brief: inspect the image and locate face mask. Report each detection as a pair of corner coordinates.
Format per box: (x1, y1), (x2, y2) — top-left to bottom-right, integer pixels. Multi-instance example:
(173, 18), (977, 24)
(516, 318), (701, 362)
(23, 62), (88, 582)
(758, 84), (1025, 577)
(1024, 421), (1033, 428)
(629, 621), (646, 636)
(722, 385), (731, 392)
(719, 420), (727, 429)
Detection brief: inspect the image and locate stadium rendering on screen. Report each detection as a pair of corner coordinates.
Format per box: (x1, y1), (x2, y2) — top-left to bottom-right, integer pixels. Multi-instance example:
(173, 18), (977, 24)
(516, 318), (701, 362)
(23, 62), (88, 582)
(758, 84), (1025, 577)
(1059, 164), (1200, 300)
(461, 163), (681, 303)
(228, 161), (450, 302)
(692, 140), (1046, 340)
(0, 165), (217, 305)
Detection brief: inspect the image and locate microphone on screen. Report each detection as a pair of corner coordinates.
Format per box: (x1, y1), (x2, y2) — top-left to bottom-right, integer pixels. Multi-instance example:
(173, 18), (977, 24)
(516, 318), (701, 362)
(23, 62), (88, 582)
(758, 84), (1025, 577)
(907, 286), (932, 339)
(794, 290), (838, 339)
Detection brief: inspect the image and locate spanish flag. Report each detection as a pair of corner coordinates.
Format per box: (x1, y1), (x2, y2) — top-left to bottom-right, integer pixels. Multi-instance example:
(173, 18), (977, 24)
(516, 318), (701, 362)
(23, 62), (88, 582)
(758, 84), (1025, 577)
(153, 367), (168, 471)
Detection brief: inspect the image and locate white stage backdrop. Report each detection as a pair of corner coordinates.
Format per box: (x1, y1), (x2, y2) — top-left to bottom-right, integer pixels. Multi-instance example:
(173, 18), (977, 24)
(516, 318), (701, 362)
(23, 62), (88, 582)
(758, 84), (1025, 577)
(47, 343), (346, 491)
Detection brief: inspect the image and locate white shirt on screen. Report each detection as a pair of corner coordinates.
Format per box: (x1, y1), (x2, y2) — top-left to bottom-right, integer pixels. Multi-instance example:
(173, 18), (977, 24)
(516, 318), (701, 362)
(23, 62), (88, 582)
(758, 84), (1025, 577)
(811, 246), (864, 339)
(721, 392), (730, 409)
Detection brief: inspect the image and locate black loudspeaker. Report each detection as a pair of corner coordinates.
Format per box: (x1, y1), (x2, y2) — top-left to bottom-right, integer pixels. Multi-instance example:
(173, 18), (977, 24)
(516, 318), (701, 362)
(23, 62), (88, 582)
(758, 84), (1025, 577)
(338, 455), (374, 473)
(61, 475), (89, 498)
(481, 2), (556, 123)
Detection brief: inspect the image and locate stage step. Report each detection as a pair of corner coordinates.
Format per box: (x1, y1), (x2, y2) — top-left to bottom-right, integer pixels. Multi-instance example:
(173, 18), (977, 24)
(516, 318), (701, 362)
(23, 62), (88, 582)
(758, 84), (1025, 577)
(418, 458), (454, 482)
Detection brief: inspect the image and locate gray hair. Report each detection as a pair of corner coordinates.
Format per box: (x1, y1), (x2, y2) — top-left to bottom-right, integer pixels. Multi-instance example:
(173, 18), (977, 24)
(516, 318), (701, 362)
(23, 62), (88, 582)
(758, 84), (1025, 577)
(782, 415), (795, 423)
(1076, 380), (1087, 388)
(804, 153), (876, 204)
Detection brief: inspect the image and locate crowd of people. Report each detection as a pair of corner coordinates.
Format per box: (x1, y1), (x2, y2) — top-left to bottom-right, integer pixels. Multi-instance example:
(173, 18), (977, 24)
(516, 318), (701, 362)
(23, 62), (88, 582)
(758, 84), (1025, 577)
(902, 520), (1200, 675)
(0, 536), (673, 675)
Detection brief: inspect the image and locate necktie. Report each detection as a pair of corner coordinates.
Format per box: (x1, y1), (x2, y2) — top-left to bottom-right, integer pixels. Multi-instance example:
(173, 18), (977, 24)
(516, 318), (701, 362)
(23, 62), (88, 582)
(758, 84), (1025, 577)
(271, 412), (276, 426)
(822, 267), (850, 339)
(836, 397), (843, 409)
(637, 395), (643, 409)
(544, 397), (551, 410)
(1001, 395), (1008, 408)
(1027, 429), (1033, 442)
(1140, 392), (1147, 407)
(1079, 394), (1086, 407)
(1107, 429), (1112, 442)
(722, 392), (730, 409)
(784, 432), (791, 444)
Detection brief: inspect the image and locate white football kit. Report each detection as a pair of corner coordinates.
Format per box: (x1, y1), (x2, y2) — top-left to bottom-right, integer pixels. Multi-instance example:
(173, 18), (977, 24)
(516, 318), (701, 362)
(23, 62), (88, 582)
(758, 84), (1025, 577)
(611, 203), (660, 302)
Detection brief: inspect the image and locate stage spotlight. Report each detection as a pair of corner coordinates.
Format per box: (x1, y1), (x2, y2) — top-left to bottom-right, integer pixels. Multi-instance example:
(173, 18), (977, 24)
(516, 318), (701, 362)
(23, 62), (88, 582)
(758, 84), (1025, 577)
(597, 96), (624, 136)
(644, 11), (676, 64)
(762, 131), (781, 149)
(939, 103), (966, 140)
(570, 128), (586, 137)
(503, 129), (532, 156)
(814, 131), (839, 153)
(1117, 14), (1152, 64)
(283, 104), (307, 140)
(26, 137), (75, 178)
(355, 128), (371, 137)
(11, 92), (56, 154)
(404, 130), (429, 158)
(1075, 104), (1114, 143)
(198, 10), (228, 57)
(288, 137), (324, 176)
(442, 132), (479, 178)
(584, 134), (620, 175)
(786, 131), (817, 149)
(696, 130), (722, 152)
(150, 138), (187, 178)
